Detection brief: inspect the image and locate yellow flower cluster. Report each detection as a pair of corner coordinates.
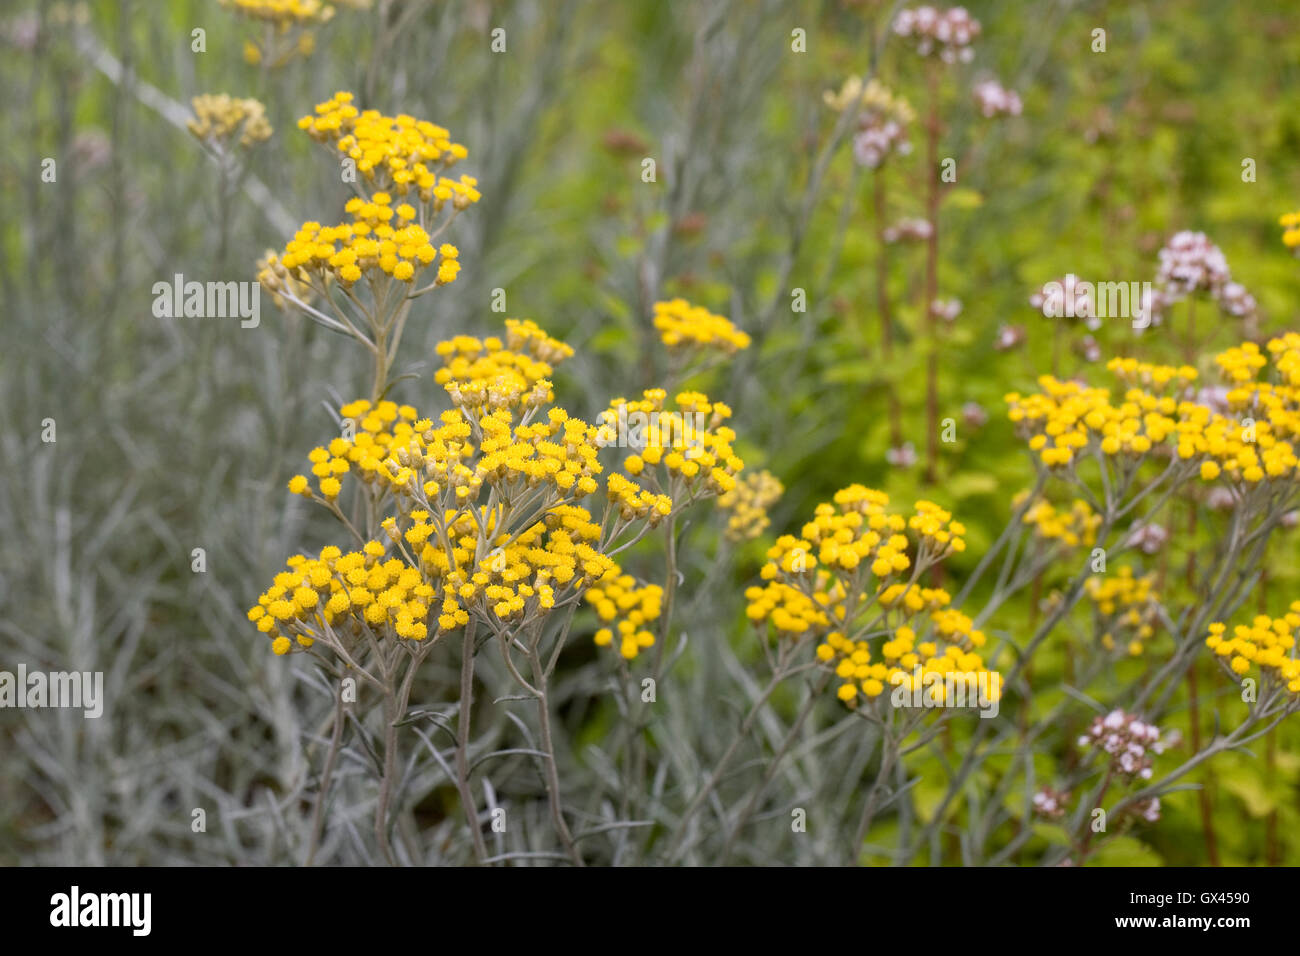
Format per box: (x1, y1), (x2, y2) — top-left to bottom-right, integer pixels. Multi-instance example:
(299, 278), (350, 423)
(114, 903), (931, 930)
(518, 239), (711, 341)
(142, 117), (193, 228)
(1206, 606), (1300, 693)
(816, 604), (996, 706)
(187, 94), (272, 149)
(652, 298), (751, 355)
(1018, 495), (1101, 548)
(286, 379), (682, 537)
(436, 319), (574, 409)
(606, 473), (674, 524)
(386, 405), (601, 509)
(772, 487), (937, 578)
(288, 399), (422, 502)
(1279, 210), (1300, 250)
(1214, 342), (1268, 384)
(1007, 339), (1300, 486)
(464, 408), (605, 502)
(275, 403), (670, 658)
(718, 469), (784, 542)
(255, 94), (746, 669)
(745, 574), (835, 635)
(298, 92), (478, 204)
(1087, 566), (1159, 656)
(222, 0), (335, 27)
(279, 191), (461, 287)
(823, 76), (915, 122)
(600, 390), (744, 503)
(745, 486), (967, 645)
(388, 504), (612, 628)
(1266, 333), (1300, 388)
(1106, 357), (1198, 391)
(909, 500), (968, 557)
(586, 568), (665, 659)
(249, 541), (437, 656)
(256, 249), (314, 311)
(222, 0), (335, 66)
(251, 498), (628, 654)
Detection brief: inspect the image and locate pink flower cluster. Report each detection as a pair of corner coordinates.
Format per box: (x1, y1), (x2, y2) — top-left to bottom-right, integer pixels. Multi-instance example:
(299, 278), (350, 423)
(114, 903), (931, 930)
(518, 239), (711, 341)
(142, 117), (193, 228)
(973, 79), (1022, 118)
(886, 442), (918, 468)
(1156, 230), (1231, 295)
(1078, 710), (1169, 779)
(1217, 280), (1257, 317)
(962, 401), (988, 428)
(1032, 787), (1069, 819)
(993, 322), (1025, 351)
(893, 6), (980, 63)
(853, 116), (911, 168)
(930, 297), (962, 322)
(1134, 797), (1162, 823)
(1126, 522), (1169, 555)
(1148, 230), (1257, 321)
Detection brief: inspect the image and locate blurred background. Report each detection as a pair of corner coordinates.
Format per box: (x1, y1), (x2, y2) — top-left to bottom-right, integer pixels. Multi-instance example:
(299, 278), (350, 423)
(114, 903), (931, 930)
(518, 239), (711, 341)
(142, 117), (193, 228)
(2, 0), (1299, 865)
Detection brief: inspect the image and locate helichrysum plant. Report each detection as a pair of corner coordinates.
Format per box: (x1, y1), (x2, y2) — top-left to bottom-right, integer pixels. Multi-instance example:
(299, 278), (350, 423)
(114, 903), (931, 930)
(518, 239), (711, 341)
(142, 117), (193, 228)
(250, 93), (753, 865)
(236, 59), (1300, 868)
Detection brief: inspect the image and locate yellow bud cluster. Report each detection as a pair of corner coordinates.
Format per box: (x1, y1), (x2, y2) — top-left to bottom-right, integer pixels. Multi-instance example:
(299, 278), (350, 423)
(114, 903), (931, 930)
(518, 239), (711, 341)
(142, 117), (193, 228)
(1106, 357), (1197, 391)
(289, 399), (424, 501)
(222, 0), (335, 27)
(279, 191), (460, 287)
(1206, 605), (1300, 693)
(222, 0), (335, 66)
(823, 76), (915, 123)
(652, 298), (751, 354)
(248, 541), (438, 654)
(187, 94), (272, 149)
(606, 473), (673, 524)
(1280, 210), (1300, 250)
(747, 486), (968, 642)
(908, 500), (967, 556)
(256, 249), (314, 311)
(435, 319), (574, 410)
(1018, 495), (1101, 548)
(390, 504), (612, 627)
(1087, 567), (1159, 656)
(745, 577), (832, 635)
(599, 390), (744, 502)
(825, 609), (997, 706)
(587, 569), (664, 659)
(1007, 337), (1300, 487)
(718, 469), (784, 542)
(297, 91), (479, 204)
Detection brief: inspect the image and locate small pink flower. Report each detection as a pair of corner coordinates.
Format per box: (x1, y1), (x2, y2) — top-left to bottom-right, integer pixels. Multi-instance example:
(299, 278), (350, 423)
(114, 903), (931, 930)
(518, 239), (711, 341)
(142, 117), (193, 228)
(886, 442), (918, 468)
(962, 401), (988, 428)
(994, 323), (1025, 351)
(1126, 522), (1169, 555)
(930, 297), (962, 322)
(852, 119), (912, 168)
(1081, 710), (1168, 780)
(973, 79), (1022, 118)
(894, 6), (980, 62)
